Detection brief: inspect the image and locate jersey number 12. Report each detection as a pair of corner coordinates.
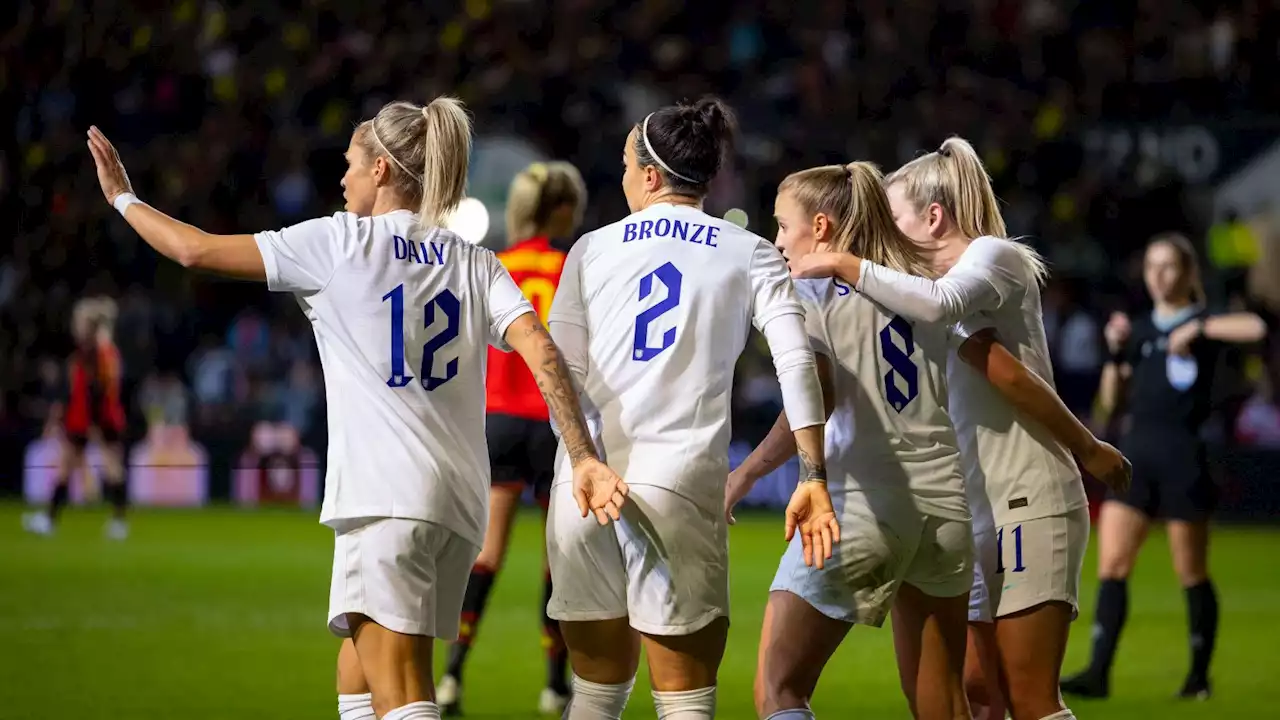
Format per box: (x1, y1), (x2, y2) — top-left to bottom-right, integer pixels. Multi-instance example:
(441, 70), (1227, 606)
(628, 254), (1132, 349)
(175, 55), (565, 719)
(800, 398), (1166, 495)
(382, 284), (460, 391)
(879, 315), (919, 412)
(633, 262), (682, 361)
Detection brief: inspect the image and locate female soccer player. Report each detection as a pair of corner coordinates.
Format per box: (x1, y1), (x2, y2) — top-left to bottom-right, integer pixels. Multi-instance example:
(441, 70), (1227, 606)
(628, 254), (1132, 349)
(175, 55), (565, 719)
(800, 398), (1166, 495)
(1061, 233), (1265, 701)
(792, 138), (1129, 720)
(24, 298), (129, 539)
(439, 161), (588, 716)
(86, 98), (626, 720)
(732, 162), (1117, 720)
(544, 97), (838, 720)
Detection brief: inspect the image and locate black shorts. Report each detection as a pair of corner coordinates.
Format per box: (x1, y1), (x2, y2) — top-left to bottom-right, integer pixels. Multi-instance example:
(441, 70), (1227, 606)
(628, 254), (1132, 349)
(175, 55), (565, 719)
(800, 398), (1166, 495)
(486, 413), (556, 501)
(66, 426), (122, 449)
(1113, 436), (1216, 521)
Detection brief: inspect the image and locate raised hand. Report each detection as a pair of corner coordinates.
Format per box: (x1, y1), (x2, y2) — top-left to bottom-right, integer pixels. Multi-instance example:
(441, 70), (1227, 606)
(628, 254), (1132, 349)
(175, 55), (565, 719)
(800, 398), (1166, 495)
(1104, 312), (1131, 355)
(571, 457), (629, 526)
(85, 126), (134, 205)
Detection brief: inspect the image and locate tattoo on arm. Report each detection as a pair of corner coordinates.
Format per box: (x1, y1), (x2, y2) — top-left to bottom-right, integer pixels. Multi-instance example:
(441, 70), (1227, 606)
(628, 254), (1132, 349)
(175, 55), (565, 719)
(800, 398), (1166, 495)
(523, 322), (597, 465)
(796, 445), (826, 483)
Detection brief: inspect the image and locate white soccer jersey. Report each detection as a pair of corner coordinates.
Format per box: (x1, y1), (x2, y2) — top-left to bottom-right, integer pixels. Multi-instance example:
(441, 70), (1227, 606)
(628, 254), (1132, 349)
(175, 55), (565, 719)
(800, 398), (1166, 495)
(795, 278), (968, 522)
(254, 209), (534, 547)
(857, 235), (1087, 528)
(547, 203), (815, 514)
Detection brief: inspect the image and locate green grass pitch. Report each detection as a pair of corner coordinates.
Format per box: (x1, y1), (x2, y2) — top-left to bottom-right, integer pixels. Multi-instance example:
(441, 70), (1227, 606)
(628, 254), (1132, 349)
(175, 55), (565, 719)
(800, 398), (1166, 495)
(2, 504), (1278, 718)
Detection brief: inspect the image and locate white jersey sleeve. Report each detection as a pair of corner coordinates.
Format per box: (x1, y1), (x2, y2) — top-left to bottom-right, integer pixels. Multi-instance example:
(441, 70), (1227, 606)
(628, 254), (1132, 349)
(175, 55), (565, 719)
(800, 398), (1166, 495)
(484, 252), (535, 351)
(548, 241), (590, 382)
(857, 236), (1027, 325)
(254, 213), (353, 295)
(751, 243), (825, 431)
(793, 279), (834, 358)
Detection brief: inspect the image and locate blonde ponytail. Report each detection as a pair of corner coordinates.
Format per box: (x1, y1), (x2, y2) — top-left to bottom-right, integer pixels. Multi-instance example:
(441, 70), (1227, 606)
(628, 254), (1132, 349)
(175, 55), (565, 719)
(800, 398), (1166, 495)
(778, 162), (934, 278)
(357, 97), (473, 229)
(505, 161), (588, 245)
(886, 136), (1047, 285)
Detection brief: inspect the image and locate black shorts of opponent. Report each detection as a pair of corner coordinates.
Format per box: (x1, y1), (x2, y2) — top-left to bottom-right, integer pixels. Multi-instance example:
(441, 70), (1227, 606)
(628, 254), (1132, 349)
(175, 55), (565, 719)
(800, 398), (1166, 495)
(1112, 434), (1216, 521)
(486, 413), (557, 504)
(66, 425), (123, 449)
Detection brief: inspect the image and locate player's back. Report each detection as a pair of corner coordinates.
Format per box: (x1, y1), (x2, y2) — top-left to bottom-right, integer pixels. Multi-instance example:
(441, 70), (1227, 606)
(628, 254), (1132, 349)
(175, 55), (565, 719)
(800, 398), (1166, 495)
(798, 278), (967, 522)
(945, 235), (1085, 528)
(258, 209), (530, 547)
(550, 203), (790, 510)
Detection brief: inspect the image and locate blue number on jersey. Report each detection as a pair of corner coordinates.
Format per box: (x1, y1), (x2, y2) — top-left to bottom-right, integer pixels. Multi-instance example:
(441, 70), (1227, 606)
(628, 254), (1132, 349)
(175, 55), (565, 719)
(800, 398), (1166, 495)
(633, 262), (682, 361)
(878, 315), (919, 412)
(382, 284), (461, 390)
(995, 524), (1027, 574)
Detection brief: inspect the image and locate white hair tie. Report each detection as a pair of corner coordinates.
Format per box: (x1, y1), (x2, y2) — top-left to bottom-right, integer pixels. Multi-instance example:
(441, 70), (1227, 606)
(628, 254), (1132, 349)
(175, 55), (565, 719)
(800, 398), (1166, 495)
(641, 113), (700, 184)
(370, 125), (423, 185)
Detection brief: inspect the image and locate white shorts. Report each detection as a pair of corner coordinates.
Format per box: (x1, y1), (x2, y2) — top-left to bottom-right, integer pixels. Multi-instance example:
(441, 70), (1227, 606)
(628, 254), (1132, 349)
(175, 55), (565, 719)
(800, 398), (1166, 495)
(327, 518), (479, 640)
(968, 506), (1089, 623)
(546, 482), (729, 636)
(771, 499), (973, 627)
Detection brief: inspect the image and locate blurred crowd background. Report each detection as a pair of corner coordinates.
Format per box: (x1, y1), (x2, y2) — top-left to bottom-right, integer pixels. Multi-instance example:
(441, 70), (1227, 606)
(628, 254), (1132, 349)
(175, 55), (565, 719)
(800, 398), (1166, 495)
(4, 0), (1280, 513)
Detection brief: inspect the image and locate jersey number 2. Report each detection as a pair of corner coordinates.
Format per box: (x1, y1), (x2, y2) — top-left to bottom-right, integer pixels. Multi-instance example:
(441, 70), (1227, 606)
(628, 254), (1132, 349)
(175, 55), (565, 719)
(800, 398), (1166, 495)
(633, 262), (682, 361)
(879, 315), (919, 412)
(382, 284), (460, 391)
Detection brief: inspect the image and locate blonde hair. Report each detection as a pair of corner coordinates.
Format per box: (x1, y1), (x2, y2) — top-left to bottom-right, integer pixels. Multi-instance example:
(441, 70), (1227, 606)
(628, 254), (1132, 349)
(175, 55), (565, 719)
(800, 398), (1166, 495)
(779, 162), (935, 277)
(1148, 232), (1206, 305)
(357, 97), (473, 229)
(505, 161), (587, 245)
(885, 137), (1048, 285)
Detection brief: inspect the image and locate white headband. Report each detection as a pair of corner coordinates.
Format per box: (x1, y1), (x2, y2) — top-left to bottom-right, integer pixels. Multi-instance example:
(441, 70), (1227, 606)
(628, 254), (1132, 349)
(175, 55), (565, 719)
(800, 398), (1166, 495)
(370, 125), (422, 185)
(641, 113), (700, 185)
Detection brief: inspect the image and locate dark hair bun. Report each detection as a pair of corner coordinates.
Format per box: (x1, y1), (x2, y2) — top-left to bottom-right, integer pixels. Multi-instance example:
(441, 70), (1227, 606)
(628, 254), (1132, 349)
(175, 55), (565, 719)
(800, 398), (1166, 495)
(639, 96), (738, 192)
(689, 97), (737, 146)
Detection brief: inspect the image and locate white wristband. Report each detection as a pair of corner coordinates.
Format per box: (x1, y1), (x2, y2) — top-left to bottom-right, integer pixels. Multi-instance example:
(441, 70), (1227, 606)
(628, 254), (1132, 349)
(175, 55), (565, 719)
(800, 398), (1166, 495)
(112, 192), (140, 217)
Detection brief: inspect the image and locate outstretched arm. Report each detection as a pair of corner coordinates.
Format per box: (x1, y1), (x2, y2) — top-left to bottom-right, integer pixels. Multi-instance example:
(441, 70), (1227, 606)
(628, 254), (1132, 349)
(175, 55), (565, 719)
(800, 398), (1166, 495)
(731, 353), (836, 489)
(505, 312), (598, 466)
(88, 126), (266, 280)
(957, 329), (1130, 491)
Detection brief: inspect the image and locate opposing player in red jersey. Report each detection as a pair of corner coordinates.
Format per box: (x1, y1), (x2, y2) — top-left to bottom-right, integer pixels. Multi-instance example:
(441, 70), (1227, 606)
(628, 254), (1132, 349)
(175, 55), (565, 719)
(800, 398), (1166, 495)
(438, 161), (588, 717)
(25, 298), (130, 539)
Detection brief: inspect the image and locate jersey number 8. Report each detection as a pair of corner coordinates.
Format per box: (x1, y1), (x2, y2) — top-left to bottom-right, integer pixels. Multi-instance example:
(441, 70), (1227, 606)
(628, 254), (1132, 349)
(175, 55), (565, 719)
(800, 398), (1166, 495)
(878, 315), (919, 412)
(382, 284), (460, 391)
(633, 262), (682, 362)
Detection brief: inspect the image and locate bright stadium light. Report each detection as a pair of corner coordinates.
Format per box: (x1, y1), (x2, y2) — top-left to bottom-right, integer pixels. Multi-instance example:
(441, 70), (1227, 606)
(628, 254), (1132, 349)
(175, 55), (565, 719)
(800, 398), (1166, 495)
(446, 197), (491, 244)
(724, 208), (749, 229)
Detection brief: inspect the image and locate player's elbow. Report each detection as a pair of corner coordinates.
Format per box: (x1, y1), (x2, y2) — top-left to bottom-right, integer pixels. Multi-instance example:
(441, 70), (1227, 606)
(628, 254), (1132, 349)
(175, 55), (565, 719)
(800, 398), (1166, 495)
(172, 232), (210, 269)
(915, 301), (949, 325)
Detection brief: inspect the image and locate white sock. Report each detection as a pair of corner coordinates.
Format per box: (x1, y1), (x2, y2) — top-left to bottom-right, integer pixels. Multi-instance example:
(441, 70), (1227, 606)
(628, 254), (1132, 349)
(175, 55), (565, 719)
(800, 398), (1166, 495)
(382, 701), (440, 720)
(337, 693), (375, 720)
(651, 686), (716, 719)
(1039, 711), (1075, 720)
(764, 710), (816, 720)
(564, 675), (635, 720)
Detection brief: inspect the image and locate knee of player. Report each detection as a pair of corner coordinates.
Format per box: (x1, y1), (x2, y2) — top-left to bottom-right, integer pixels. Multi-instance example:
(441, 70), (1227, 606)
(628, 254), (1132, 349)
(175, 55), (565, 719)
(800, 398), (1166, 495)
(1096, 552), (1136, 580)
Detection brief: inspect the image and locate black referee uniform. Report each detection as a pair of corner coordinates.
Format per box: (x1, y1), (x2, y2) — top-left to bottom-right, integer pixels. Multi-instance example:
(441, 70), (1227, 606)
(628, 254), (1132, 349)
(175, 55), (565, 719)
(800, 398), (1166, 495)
(1114, 306), (1218, 519)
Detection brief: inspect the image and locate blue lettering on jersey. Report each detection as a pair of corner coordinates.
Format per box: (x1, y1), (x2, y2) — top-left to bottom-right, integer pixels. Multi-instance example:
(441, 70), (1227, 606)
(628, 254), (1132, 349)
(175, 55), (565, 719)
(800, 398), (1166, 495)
(393, 235), (447, 266)
(834, 278), (852, 296)
(620, 220), (720, 248)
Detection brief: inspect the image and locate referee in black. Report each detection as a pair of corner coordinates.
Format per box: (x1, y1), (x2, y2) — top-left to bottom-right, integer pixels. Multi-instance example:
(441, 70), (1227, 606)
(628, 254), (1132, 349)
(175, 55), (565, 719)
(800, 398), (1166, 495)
(1063, 233), (1266, 701)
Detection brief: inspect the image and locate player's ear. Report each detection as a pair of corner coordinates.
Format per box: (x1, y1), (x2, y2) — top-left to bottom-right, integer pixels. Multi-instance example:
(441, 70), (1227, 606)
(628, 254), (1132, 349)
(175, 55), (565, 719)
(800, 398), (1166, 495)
(926, 202), (947, 237)
(643, 164), (663, 192)
(372, 155), (391, 187)
(812, 213), (831, 243)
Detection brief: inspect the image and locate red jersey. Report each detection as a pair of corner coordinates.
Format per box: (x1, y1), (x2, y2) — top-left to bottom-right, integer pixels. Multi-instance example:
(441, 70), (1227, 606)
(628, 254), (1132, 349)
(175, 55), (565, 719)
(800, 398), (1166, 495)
(64, 340), (125, 435)
(486, 237), (565, 421)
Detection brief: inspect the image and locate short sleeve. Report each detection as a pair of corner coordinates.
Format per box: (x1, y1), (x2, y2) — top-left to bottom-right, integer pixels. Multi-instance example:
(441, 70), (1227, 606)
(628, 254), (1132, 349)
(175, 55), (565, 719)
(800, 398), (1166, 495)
(485, 251), (535, 351)
(548, 238), (588, 329)
(793, 279), (833, 358)
(253, 213), (350, 295)
(750, 240), (804, 330)
(949, 310), (998, 349)
(950, 237), (1029, 309)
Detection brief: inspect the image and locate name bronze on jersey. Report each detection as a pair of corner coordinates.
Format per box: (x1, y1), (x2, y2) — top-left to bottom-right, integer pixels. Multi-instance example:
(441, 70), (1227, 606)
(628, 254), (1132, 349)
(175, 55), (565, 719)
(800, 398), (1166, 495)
(622, 218), (721, 247)
(393, 235), (449, 266)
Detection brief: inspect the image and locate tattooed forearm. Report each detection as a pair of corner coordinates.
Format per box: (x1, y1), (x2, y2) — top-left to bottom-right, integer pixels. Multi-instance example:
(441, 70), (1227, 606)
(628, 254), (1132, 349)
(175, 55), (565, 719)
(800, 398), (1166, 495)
(796, 446), (826, 482)
(522, 322), (598, 465)
(738, 411), (798, 480)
